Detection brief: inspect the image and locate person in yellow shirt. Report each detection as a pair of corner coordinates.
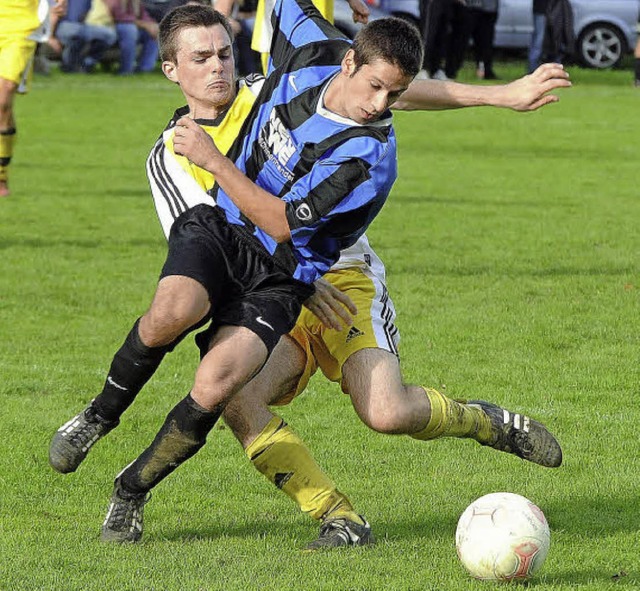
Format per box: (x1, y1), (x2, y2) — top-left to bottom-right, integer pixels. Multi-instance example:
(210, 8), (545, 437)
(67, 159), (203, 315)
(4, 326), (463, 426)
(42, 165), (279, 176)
(0, 0), (67, 197)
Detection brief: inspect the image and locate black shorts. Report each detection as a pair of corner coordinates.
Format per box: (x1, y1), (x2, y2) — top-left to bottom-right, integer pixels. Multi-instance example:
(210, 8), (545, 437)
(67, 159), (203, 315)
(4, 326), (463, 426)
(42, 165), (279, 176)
(161, 204), (314, 353)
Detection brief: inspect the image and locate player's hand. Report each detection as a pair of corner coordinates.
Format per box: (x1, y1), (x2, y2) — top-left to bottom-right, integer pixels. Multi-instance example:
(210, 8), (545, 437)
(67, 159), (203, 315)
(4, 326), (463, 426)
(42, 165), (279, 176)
(501, 63), (571, 112)
(173, 116), (221, 171)
(347, 0), (369, 24)
(304, 278), (358, 331)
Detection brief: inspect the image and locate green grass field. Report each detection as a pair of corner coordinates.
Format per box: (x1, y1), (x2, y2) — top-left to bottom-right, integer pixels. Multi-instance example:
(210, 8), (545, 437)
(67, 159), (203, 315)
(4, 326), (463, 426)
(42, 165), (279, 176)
(1, 61), (639, 590)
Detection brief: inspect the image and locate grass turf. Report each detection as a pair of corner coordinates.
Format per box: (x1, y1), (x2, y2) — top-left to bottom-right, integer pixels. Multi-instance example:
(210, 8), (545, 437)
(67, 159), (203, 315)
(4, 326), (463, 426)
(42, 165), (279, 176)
(0, 61), (638, 590)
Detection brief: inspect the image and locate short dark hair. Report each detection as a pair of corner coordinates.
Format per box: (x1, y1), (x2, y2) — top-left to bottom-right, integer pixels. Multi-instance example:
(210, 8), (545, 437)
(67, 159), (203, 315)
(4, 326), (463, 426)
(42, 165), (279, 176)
(351, 17), (423, 78)
(159, 3), (234, 63)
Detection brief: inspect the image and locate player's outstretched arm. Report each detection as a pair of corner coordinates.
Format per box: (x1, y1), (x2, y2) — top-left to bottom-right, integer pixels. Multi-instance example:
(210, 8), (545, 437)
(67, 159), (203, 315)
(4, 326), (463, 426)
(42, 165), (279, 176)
(393, 63), (571, 112)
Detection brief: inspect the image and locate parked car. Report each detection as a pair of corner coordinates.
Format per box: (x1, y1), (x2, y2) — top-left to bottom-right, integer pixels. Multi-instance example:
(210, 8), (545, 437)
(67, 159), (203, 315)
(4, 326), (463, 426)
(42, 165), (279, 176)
(495, 0), (638, 68)
(337, 0), (639, 69)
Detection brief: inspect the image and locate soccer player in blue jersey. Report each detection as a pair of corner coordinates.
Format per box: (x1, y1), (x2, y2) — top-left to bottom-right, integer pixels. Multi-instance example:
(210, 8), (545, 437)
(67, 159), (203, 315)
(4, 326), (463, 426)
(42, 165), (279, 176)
(116, 2), (420, 542)
(49, 1), (570, 545)
(78, 0), (423, 543)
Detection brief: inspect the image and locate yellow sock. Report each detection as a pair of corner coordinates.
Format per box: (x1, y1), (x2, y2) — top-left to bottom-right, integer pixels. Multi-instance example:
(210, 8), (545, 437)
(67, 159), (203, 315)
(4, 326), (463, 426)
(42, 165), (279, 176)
(410, 388), (492, 442)
(0, 128), (16, 183)
(246, 416), (363, 524)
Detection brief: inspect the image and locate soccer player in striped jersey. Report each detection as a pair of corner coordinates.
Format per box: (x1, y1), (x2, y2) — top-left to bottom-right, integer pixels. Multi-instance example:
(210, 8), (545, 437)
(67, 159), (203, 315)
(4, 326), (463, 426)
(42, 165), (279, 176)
(49, 1), (568, 545)
(145, 50), (568, 551)
(0, 0), (66, 197)
(52, 0), (423, 543)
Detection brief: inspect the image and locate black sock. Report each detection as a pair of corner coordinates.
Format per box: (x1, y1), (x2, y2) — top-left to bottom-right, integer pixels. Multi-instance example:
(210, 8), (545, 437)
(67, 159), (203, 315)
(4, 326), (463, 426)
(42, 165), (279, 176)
(92, 319), (169, 422)
(635, 58), (640, 81)
(119, 394), (223, 494)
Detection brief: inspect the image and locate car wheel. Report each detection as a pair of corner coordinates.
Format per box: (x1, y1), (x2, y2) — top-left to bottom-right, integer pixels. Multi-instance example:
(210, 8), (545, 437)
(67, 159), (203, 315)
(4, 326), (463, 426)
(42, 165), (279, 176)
(577, 23), (626, 69)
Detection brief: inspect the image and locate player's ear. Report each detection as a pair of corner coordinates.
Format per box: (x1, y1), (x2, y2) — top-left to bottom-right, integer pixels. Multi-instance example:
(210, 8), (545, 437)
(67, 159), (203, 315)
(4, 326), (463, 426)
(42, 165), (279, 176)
(342, 49), (357, 77)
(162, 61), (179, 84)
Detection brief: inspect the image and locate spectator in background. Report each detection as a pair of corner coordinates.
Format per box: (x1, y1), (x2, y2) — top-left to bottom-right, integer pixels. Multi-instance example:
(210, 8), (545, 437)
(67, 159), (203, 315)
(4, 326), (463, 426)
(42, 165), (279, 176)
(528, 0), (548, 73)
(419, 0), (454, 79)
(48, 0), (117, 73)
(229, 0), (260, 76)
(215, 0), (260, 77)
(542, 0), (573, 66)
(103, 0), (159, 74)
(441, 0), (469, 80)
(468, 0), (499, 79)
(441, 0), (499, 81)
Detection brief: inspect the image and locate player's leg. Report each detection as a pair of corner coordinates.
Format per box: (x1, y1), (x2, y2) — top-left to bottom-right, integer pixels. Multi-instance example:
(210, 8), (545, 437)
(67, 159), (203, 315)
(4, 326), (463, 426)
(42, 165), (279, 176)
(49, 274), (211, 474)
(49, 223), (213, 474)
(318, 265), (561, 467)
(0, 35), (37, 197)
(343, 349), (562, 467)
(222, 334), (373, 549)
(100, 238), (315, 542)
(343, 348), (491, 438)
(101, 324), (268, 543)
(0, 78), (16, 197)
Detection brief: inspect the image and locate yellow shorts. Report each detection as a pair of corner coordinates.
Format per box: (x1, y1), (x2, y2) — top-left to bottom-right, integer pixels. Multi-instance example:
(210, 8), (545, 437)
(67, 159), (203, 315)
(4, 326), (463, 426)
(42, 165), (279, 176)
(0, 34), (37, 92)
(273, 265), (400, 405)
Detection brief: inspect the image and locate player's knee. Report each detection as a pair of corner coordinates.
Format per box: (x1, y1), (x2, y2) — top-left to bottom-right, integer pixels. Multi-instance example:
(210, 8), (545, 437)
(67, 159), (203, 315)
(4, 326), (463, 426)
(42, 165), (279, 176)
(361, 409), (410, 434)
(192, 373), (239, 411)
(193, 357), (262, 411)
(141, 301), (206, 346)
(140, 310), (190, 346)
(351, 388), (413, 434)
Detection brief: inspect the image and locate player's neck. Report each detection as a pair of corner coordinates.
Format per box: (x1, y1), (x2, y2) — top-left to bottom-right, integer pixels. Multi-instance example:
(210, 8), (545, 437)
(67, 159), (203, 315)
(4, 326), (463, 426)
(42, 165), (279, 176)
(323, 74), (350, 120)
(187, 99), (232, 122)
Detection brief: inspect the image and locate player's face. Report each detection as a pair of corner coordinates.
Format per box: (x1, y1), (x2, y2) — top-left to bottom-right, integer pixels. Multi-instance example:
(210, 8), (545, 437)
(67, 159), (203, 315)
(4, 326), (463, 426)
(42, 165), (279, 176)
(341, 53), (412, 124)
(163, 24), (236, 117)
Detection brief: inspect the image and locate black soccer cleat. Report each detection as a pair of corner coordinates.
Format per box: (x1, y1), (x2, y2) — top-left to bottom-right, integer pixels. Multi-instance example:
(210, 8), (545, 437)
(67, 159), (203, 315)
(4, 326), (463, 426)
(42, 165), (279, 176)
(101, 478), (150, 543)
(305, 516), (375, 551)
(49, 405), (118, 474)
(467, 400), (562, 468)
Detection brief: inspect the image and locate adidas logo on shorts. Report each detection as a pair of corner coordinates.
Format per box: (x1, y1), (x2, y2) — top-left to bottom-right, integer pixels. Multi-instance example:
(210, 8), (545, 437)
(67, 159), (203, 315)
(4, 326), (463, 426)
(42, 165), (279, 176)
(346, 326), (364, 343)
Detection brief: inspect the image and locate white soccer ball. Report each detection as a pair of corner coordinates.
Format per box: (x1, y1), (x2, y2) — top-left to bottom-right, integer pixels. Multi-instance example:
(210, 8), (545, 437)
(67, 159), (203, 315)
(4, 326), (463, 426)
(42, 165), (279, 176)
(455, 492), (551, 581)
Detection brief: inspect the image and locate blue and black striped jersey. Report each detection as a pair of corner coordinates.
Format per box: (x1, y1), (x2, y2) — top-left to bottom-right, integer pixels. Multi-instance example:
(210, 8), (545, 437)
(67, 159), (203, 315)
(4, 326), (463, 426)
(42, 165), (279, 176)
(214, 0), (398, 285)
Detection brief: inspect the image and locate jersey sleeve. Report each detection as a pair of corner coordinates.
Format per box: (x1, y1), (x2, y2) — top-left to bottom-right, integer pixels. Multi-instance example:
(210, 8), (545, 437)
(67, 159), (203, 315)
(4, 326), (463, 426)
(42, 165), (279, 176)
(269, 0), (347, 72)
(283, 148), (396, 259)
